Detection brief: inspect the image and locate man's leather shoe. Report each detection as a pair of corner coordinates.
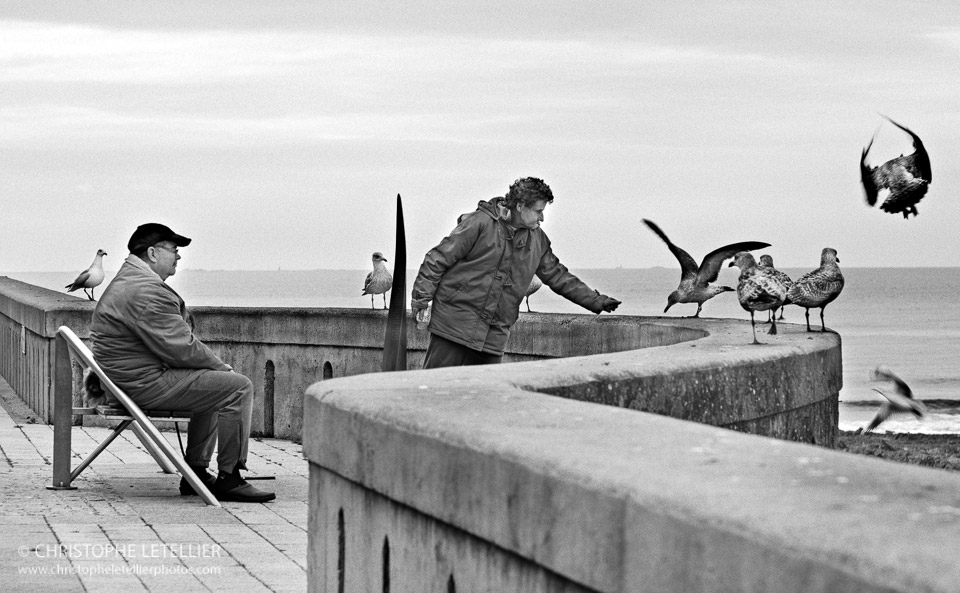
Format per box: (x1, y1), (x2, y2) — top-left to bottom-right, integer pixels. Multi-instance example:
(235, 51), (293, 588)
(213, 470), (276, 503)
(179, 466), (217, 496)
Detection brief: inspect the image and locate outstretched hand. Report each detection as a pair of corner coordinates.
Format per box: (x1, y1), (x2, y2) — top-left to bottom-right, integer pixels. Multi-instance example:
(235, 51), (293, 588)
(601, 297), (621, 312)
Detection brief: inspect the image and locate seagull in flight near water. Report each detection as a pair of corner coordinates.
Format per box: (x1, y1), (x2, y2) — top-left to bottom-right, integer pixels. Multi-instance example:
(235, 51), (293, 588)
(860, 115), (932, 218)
(65, 249), (107, 301)
(856, 366), (927, 434)
(643, 219), (769, 317)
(362, 251), (392, 309)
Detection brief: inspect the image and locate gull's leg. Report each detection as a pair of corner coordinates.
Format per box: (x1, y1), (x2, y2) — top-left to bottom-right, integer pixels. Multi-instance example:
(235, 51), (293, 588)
(750, 312), (761, 345)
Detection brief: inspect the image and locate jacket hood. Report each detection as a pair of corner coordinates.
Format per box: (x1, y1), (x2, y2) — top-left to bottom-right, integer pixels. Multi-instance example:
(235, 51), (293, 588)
(476, 198), (510, 221)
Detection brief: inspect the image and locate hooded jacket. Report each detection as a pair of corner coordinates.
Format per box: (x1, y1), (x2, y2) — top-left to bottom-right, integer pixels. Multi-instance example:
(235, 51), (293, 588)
(412, 198), (606, 355)
(90, 255), (230, 399)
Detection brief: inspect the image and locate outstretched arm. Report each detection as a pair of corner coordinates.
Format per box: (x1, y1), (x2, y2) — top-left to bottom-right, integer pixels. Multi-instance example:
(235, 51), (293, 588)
(537, 246), (620, 313)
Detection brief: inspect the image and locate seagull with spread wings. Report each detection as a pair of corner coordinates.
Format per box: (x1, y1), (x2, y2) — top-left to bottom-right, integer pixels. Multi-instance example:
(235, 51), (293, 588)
(860, 115), (932, 219)
(856, 366), (927, 434)
(643, 219), (769, 318)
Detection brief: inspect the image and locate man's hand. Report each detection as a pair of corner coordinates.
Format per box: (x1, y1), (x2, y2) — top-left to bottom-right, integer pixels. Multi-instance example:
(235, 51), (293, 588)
(600, 297), (621, 313)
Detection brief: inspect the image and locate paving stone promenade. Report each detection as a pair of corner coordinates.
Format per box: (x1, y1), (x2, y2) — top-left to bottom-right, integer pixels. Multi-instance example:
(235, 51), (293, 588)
(0, 375), (308, 592)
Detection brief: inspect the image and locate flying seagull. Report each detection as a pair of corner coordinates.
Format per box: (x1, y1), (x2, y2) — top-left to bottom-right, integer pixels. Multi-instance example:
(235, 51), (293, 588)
(784, 247), (844, 333)
(65, 249), (107, 301)
(643, 219), (770, 317)
(524, 276), (542, 312)
(860, 115), (932, 218)
(729, 251), (790, 344)
(758, 254), (792, 322)
(362, 251), (392, 309)
(856, 366), (927, 434)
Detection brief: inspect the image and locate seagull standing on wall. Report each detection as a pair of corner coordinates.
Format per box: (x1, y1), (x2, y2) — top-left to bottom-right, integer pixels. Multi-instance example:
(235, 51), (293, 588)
(855, 366), (927, 434)
(523, 276), (542, 312)
(758, 254), (792, 322)
(643, 219), (770, 318)
(65, 249), (107, 301)
(860, 115), (932, 218)
(729, 251), (790, 345)
(783, 247), (844, 333)
(362, 251), (392, 309)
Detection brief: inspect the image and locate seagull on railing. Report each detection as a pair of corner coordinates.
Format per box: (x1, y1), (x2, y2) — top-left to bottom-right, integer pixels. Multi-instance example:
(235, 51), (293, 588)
(524, 276), (542, 312)
(856, 366), (927, 434)
(783, 247), (844, 333)
(362, 252), (392, 309)
(65, 249), (107, 301)
(729, 251), (790, 344)
(758, 254), (792, 322)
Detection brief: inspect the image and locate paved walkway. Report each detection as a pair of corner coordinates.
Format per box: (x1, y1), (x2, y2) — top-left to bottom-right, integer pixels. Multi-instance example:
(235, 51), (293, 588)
(0, 376), (308, 592)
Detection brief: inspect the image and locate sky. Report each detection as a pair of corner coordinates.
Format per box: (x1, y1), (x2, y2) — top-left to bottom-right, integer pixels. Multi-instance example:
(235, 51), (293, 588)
(2, 1), (959, 273)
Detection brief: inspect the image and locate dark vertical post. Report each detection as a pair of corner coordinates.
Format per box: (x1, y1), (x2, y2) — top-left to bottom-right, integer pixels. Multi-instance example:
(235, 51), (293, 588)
(337, 508), (346, 593)
(49, 332), (76, 489)
(264, 360), (275, 438)
(382, 194), (407, 372)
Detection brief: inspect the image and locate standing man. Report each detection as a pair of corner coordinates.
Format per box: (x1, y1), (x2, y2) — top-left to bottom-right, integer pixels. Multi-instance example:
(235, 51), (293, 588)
(91, 223), (275, 503)
(411, 177), (621, 368)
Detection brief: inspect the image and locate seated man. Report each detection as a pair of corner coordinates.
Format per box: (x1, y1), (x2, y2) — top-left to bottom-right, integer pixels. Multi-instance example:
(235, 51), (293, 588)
(91, 223), (274, 503)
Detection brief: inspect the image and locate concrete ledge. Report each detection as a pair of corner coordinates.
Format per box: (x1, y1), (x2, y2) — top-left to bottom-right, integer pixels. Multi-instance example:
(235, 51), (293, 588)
(304, 345), (959, 591)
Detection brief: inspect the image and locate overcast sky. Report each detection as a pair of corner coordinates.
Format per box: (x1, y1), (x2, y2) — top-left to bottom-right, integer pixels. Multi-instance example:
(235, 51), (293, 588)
(2, 1), (958, 273)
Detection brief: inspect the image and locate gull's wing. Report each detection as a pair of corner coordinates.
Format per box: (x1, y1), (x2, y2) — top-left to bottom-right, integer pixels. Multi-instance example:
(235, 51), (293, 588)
(882, 115), (931, 183)
(873, 367), (913, 399)
(698, 241), (771, 284)
(864, 401), (893, 432)
(65, 270), (90, 291)
(860, 135), (879, 206)
(362, 271), (374, 294)
(643, 219), (698, 280)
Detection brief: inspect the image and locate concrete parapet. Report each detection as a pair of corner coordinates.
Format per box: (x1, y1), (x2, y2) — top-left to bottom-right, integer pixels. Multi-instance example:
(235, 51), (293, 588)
(1, 276), (839, 443)
(303, 343), (958, 592)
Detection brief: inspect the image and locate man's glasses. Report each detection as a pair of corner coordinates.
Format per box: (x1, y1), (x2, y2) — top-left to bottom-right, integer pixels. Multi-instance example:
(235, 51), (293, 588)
(154, 244), (179, 256)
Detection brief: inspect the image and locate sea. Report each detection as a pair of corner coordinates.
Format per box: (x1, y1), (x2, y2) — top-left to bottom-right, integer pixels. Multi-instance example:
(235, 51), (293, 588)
(11, 266), (960, 435)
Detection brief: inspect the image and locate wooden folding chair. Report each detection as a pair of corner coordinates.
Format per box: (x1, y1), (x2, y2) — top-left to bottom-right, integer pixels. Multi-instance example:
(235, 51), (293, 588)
(49, 326), (221, 507)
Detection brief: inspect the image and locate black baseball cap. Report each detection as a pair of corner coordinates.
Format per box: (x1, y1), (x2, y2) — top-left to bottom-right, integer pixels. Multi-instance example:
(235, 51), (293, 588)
(127, 223), (192, 253)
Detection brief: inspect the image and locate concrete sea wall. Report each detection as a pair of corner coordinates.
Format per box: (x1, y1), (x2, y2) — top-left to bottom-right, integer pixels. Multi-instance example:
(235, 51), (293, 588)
(0, 276), (837, 444)
(6, 275), (957, 591)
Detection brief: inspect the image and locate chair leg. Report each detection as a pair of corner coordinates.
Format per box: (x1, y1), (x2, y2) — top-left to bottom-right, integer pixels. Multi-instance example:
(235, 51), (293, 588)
(70, 419), (133, 482)
(132, 418), (221, 507)
(130, 422), (179, 474)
